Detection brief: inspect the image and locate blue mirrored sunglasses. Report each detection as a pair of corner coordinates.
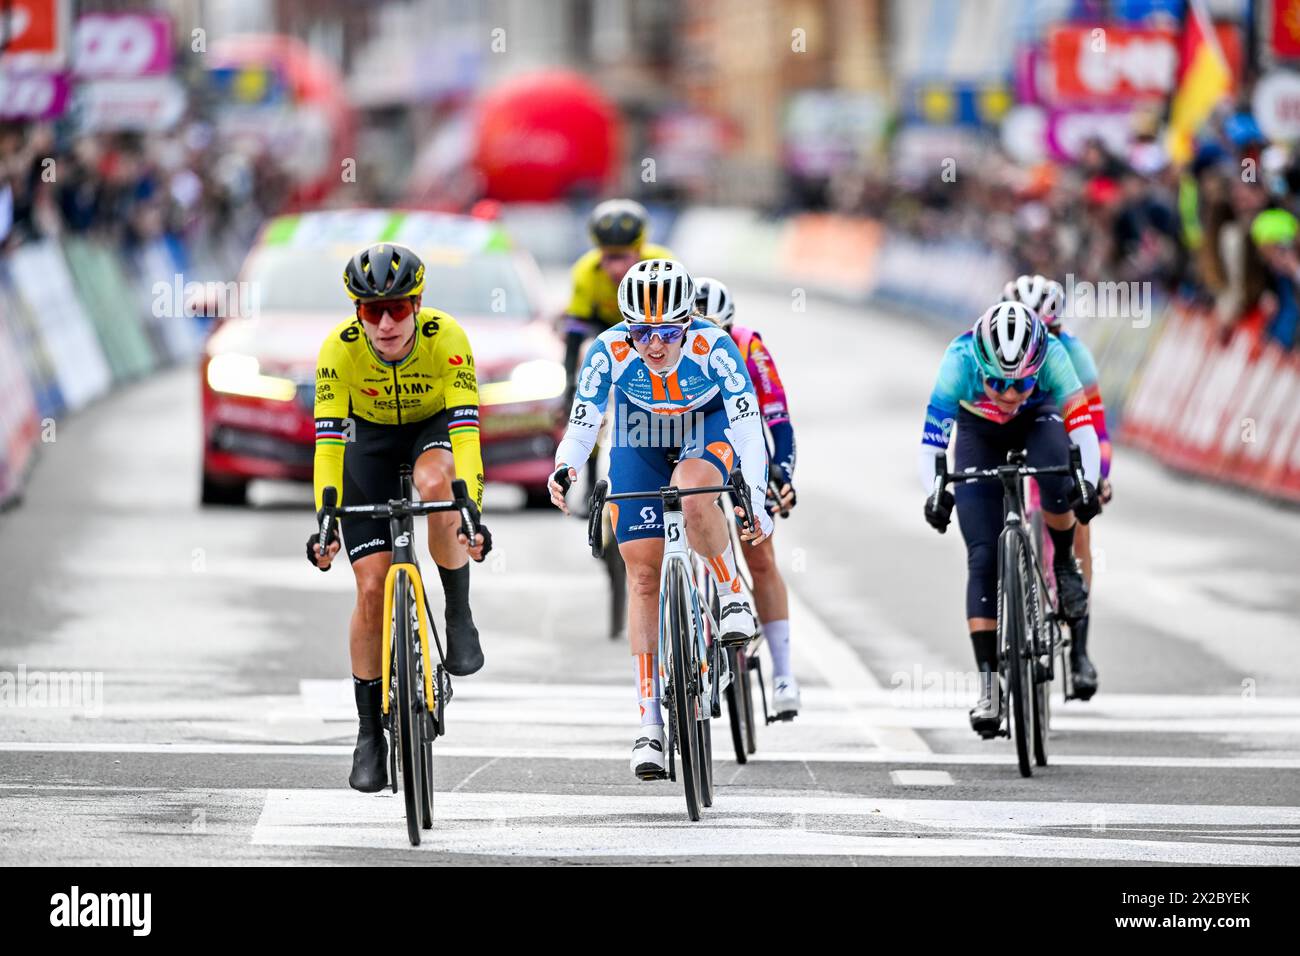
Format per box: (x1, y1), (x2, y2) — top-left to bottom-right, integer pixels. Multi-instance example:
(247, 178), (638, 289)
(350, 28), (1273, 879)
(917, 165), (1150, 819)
(627, 324), (687, 344)
(984, 374), (1037, 394)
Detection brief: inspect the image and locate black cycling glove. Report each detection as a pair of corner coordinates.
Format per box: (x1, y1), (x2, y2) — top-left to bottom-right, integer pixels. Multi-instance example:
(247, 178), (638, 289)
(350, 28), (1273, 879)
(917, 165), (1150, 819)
(924, 490), (955, 533)
(1070, 480), (1103, 525)
(306, 531), (337, 571)
(766, 482), (797, 515)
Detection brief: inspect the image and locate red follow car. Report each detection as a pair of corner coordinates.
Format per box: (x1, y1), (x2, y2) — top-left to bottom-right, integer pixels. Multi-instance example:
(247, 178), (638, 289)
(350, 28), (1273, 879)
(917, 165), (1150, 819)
(200, 209), (566, 506)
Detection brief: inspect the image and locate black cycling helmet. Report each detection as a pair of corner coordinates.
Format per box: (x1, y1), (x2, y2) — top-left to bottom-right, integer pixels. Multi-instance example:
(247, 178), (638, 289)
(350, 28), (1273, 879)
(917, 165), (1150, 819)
(343, 243), (426, 302)
(588, 199), (648, 248)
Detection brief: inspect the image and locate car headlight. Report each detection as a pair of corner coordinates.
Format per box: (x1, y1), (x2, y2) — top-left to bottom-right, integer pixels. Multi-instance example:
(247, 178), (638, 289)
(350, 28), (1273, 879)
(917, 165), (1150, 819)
(206, 353), (298, 402)
(480, 359), (566, 406)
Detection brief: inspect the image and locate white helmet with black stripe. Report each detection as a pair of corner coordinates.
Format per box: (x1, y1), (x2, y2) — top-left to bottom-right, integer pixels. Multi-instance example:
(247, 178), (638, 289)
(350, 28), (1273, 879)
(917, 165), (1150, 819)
(617, 258), (695, 325)
(1002, 274), (1066, 328)
(972, 300), (1049, 380)
(693, 276), (735, 330)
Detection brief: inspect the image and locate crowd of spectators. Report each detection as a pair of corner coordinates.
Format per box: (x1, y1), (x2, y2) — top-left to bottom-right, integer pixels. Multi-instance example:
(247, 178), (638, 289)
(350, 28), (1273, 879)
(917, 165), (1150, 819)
(0, 119), (291, 274)
(833, 103), (1300, 351)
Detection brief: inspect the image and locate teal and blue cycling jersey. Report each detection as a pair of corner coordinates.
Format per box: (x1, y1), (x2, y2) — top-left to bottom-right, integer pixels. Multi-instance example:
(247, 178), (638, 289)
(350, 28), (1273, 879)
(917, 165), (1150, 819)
(918, 331), (1101, 493)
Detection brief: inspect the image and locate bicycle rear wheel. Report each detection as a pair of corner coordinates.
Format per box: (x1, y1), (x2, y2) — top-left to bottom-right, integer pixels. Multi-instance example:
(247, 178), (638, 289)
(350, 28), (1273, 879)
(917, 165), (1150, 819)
(602, 514), (627, 640)
(1000, 534), (1034, 778)
(698, 713), (714, 807)
(725, 645), (751, 764)
(393, 571), (426, 843)
(666, 565), (702, 821)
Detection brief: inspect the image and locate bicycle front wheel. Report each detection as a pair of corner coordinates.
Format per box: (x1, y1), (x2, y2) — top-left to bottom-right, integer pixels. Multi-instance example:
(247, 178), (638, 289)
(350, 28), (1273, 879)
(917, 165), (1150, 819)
(666, 564), (702, 821)
(1024, 549), (1051, 768)
(999, 533), (1034, 778)
(393, 571), (426, 844)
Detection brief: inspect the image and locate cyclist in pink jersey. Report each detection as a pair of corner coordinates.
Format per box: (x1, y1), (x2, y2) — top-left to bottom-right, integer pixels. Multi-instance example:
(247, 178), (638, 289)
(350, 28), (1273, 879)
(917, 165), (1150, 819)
(695, 278), (801, 718)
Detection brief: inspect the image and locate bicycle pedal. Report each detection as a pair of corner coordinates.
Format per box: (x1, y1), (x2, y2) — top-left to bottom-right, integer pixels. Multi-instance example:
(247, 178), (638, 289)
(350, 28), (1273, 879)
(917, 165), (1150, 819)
(636, 768), (668, 781)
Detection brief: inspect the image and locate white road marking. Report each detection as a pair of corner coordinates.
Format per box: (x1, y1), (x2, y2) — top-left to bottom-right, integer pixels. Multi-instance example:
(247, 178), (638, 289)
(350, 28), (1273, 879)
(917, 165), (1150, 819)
(16, 676), (1300, 739)
(4, 739), (1300, 770)
(786, 591), (930, 753)
(890, 770), (953, 786)
(248, 789), (1300, 863)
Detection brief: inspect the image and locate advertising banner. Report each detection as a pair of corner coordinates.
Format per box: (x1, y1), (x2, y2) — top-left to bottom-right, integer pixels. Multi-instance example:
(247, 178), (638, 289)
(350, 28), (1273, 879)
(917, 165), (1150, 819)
(73, 12), (172, 78)
(6, 242), (112, 410)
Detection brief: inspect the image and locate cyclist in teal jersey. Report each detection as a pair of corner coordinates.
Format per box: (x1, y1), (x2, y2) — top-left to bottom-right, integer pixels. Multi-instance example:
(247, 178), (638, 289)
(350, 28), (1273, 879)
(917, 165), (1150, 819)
(1003, 274), (1113, 698)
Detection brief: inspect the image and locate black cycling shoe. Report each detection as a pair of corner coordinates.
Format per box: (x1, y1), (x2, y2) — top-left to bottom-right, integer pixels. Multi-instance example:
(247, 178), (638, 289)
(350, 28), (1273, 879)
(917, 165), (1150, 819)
(1054, 559), (1089, 622)
(348, 727), (388, 793)
(969, 671), (1002, 739)
(1069, 615), (1099, 700)
(443, 606), (484, 677)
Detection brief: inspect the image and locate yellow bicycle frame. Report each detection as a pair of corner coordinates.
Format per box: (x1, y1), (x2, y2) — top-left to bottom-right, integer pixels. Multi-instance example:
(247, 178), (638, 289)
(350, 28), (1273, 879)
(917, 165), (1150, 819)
(380, 562), (437, 715)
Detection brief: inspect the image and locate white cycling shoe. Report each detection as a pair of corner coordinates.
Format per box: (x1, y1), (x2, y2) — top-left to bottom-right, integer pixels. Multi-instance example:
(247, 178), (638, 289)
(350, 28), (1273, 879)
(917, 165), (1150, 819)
(772, 674), (801, 719)
(718, 597), (757, 647)
(631, 724), (667, 780)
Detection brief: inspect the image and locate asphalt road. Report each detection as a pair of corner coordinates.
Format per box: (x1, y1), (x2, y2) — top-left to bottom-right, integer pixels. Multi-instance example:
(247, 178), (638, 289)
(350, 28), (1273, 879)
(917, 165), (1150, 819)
(2, 280), (1298, 865)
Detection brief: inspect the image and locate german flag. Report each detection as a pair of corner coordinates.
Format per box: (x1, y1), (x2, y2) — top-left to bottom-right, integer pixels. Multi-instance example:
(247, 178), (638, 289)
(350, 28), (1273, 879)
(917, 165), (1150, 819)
(1167, 0), (1232, 166)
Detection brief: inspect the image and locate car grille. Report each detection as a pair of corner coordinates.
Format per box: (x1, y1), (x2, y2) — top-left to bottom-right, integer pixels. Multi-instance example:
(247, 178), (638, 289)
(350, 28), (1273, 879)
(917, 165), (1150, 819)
(482, 434), (555, 467)
(212, 426), (314, 466)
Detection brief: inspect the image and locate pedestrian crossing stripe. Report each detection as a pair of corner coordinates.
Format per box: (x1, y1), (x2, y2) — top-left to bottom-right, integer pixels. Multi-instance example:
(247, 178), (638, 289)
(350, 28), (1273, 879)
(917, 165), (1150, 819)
(250, 789), (1300, 863)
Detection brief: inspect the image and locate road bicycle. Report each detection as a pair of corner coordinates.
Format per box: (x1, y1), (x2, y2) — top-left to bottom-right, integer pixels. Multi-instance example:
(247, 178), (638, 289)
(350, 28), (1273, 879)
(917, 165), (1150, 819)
(930, 445), (1091, 777)
(586, 469), (757, 820)
(317, 465), (478, 844)
(699, 463), (794, 764)
(1025, 479), (1079, 702)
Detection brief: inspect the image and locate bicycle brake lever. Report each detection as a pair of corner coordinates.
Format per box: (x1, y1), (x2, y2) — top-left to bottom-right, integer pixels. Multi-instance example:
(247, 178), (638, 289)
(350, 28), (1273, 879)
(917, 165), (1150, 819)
(451, 479), (477, 541)
(931, 453), (947, 509)
(1067, 444), (1089, 505)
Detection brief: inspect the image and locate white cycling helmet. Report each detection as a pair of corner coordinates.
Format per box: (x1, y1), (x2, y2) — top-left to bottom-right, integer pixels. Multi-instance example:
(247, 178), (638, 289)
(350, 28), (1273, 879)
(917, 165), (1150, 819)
(1002, 274), (1066, 328)
(693, 276), (735, 330)
(617, 258), (695, 324)
(972, 300), (1049, 380)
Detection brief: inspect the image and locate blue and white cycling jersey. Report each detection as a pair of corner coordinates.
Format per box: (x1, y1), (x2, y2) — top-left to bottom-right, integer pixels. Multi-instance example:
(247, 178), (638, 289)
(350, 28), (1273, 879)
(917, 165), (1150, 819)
(556, 318), (772, 533)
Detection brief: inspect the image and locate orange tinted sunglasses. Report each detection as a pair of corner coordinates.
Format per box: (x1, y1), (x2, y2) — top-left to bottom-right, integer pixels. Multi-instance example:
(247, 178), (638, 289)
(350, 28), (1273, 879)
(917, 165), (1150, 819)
(358, 298), (416, 324)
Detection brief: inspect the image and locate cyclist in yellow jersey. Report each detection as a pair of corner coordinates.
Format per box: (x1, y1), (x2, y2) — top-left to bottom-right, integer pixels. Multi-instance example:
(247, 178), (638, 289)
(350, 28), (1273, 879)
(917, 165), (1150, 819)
(306, 242), (490, 794)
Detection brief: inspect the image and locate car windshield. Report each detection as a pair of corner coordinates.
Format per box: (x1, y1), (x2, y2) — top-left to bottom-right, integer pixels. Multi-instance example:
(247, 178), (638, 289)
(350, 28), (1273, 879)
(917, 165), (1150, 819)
(245, 247), (534, 317)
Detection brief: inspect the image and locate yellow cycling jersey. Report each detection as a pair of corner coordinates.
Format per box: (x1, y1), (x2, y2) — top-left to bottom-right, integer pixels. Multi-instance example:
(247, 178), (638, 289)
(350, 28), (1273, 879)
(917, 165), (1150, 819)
(312, 307), (484, 511)
(565, 242), (674, 327)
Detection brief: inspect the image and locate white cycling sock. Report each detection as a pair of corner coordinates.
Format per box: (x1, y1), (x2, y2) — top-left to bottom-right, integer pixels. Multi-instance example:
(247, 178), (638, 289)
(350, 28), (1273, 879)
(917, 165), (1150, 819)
(706, 544), (744, 601)
(765, 618), (792, 677)
(636, 653), (662, 726)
